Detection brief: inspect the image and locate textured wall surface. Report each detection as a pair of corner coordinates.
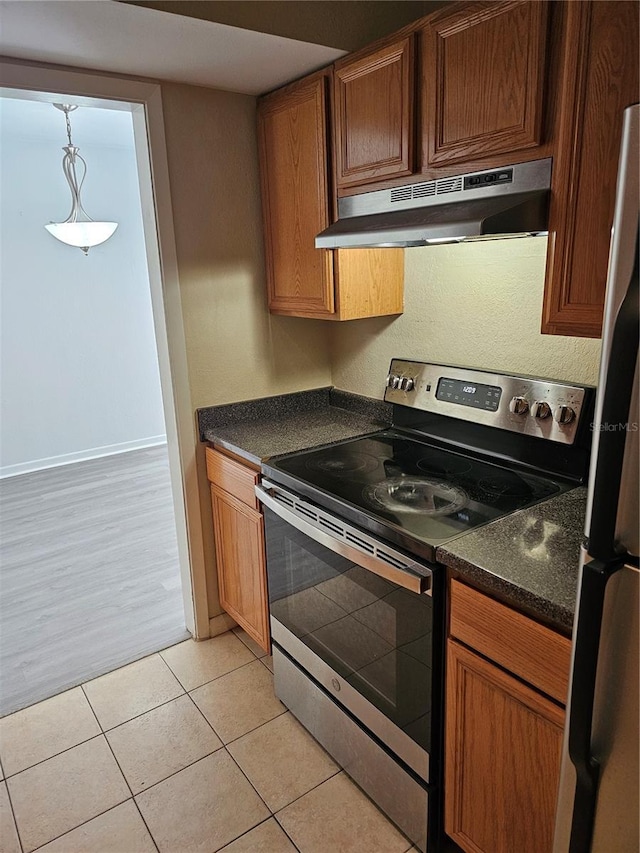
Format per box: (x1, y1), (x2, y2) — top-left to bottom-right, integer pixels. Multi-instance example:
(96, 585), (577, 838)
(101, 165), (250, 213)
(160, 82), (332, 617)
(160, 82), (332, 412)
(330, 238), (602, 398)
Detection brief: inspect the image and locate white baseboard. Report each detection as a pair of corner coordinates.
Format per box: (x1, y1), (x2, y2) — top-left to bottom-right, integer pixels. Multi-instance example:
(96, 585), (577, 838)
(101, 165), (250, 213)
(0, 436), (168, 479)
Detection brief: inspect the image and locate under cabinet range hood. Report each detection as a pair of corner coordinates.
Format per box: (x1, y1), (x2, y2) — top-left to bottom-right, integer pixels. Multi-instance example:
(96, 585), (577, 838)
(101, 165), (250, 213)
(315, 159), (552, 249)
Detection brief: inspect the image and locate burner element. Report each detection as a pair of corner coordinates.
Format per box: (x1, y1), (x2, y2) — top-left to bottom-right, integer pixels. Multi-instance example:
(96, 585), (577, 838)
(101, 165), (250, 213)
(365, 477), (468, 516)
(478, 474), (534, 499)
(416, 453), (472, 478)
(308, 452), (379, 477)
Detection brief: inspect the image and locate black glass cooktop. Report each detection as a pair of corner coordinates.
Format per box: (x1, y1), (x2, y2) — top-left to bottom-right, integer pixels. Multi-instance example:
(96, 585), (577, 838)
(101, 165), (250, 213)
(266, 429), (568, 555)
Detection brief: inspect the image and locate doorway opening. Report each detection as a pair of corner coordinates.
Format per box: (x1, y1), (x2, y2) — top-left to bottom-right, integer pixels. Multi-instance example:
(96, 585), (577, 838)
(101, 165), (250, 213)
(0, 91), (193, 716)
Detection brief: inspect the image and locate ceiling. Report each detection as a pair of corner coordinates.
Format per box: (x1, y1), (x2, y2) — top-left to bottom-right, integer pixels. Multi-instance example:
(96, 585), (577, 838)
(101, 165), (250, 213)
(119, 1), (441, 52)
(0, 0), (347, 96)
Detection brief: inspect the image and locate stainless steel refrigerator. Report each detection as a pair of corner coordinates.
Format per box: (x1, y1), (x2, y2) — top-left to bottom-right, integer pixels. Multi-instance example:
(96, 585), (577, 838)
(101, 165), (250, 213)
(553, 104), (639, 853)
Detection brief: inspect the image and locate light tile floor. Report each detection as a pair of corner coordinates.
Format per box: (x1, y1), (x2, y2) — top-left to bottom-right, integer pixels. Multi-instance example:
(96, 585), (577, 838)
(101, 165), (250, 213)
(0, 628), (419, 853)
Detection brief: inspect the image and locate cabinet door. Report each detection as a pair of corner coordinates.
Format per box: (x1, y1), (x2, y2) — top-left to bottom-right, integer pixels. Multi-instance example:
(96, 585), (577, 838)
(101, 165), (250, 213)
(446, 640), (564, 853)
(422, 1), (548, 169)
(334, 36), (414, 189)
(211, 485), (270, 653)
(542, 0), (639, 337)
(258, 71), (335, 316)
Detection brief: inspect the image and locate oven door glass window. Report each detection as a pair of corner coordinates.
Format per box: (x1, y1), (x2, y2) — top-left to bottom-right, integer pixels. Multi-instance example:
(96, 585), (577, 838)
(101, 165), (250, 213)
(264, 507), (433, 753)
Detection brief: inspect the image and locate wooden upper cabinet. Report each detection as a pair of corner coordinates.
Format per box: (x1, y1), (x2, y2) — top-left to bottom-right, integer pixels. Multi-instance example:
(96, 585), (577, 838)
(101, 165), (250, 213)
(334, 36), (415, 188)
(258, 70), (335, 316)
(542, 0), (639, 337)
(421, 1), (549, 169)
(258, 69), (404, 321)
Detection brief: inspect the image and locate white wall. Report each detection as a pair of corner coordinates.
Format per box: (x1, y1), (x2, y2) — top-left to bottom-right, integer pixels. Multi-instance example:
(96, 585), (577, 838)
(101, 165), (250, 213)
(0, 98), (166, 476)
(331, 237), (602, 397)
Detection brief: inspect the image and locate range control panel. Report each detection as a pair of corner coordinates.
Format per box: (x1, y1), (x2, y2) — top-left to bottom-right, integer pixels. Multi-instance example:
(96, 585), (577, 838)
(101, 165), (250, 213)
(384, 359), (590, 445)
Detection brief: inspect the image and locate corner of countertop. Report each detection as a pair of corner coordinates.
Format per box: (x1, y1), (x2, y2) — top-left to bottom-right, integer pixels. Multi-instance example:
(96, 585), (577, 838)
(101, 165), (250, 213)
(196, 386), (392, 463)
(196, 386), (391, 443)
(436, 487), (588, 632)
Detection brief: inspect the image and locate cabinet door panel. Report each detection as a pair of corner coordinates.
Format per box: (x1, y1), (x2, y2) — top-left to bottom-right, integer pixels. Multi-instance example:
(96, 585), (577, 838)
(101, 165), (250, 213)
(258, 72), (335, 316)
(422, 1), (548, 168)
(211, 485), (270, 653)
(446, 640), (564, 853)
(335, 37), (414, 188)
(542, 0), (639, 336)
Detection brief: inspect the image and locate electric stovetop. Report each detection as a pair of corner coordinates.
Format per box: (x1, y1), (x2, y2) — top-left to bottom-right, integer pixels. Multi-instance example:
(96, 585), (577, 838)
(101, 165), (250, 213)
(263, 429), (570, 561)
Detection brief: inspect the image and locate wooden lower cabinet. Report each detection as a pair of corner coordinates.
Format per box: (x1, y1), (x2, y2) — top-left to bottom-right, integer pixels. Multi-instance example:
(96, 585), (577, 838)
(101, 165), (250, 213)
(206, 447), (270, 653)
(445, 639), (565, 853)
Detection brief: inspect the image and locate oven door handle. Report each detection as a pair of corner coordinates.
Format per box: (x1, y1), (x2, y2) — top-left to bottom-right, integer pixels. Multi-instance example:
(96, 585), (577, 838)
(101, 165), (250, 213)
(256, 484), (432, 595)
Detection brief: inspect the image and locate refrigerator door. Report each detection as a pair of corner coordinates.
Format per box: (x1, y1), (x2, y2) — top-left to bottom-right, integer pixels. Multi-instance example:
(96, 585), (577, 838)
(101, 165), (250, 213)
(554, 559), (639, 853)
(589, 563), (639, 852)
(553, 103), (640, 853)
(584, 103), (639, 564)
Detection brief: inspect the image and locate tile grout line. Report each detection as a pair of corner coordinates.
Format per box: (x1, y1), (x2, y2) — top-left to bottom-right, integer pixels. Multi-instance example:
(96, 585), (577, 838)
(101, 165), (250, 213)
(5, 637), (380, 853)
(272, 767), (343, 817)
(158, 641), (260, 694)
(99, 729), (161, 853)
(212, 815), (273, 853)
(271, 768), (414, 853)
(213, 813), (303, 853)
(80, 682), (107, 734)
(221, 707), (288, 748)
(218, 709), (344, 820)
(182, 688), (227, 745)
(220, 744), (275, 817)
(130, 745), (224, 797)
(131, 798), (161, 853)
(80, 674), (186, 733)
(3, 775), (25, 853)
(27, 799), (138, 853)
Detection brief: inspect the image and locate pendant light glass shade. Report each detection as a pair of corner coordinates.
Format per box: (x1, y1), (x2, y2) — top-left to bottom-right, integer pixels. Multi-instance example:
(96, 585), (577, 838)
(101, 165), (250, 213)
(44, 104), (118, 256)
(45, 221), (118, 252)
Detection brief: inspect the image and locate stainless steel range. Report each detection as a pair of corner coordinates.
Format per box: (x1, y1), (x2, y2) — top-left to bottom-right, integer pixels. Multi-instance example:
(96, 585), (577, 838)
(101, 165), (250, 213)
(257, 360), (595, 852)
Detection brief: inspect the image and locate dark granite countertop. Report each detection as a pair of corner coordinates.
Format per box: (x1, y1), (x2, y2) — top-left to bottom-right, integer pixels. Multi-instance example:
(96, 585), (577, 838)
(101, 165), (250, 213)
(437, 487), (587, 632)
(198, 388), (391, 466)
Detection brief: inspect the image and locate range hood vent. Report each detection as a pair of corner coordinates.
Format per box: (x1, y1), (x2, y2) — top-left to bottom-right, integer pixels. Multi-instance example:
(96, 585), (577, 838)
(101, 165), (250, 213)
(316, 159), (552, 249)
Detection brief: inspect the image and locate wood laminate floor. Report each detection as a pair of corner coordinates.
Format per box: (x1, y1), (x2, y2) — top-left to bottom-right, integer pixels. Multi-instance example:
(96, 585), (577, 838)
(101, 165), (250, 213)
(0, 446), (189, 716)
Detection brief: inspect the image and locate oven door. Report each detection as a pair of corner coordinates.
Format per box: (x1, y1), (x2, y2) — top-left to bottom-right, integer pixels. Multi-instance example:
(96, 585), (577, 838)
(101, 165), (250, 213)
(256, 480), (437, 784)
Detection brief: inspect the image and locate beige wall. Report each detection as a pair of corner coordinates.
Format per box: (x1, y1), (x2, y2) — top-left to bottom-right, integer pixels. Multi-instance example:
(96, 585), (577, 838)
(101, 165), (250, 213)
(160, 82), (332, 411)
(160, 82), (332, 617)
(330, 237), (602, 398)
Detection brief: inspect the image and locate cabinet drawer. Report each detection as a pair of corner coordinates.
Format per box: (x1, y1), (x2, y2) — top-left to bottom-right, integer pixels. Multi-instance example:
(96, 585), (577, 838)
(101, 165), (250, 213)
(449, 580), (571, 704)
(205, 447), (259, 508)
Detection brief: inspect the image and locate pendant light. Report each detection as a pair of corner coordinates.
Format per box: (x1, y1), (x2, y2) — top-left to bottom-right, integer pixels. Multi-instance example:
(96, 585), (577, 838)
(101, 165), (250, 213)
(44, 104), (118, 255)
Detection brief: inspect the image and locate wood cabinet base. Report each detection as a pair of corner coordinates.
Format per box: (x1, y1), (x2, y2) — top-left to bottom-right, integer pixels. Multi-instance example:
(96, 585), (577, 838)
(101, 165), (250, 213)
(445, 640), (564, 853)
(207, 447), (270, 654)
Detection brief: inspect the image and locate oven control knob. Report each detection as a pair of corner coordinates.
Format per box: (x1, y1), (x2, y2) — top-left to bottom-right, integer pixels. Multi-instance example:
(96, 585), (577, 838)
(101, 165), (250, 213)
(555, 405), (576, 425)
(400, 377), (415, 392)
(531, 400), (552, 420)
(509, 396), (529, 415)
